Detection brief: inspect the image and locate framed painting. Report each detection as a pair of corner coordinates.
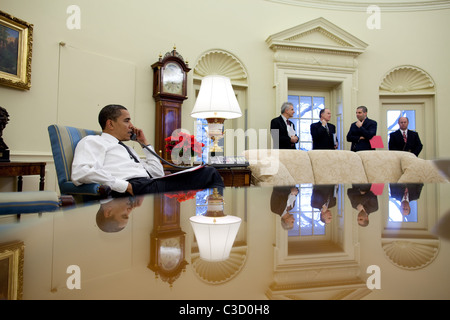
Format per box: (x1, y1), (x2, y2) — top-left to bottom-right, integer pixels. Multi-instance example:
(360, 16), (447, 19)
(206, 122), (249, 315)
(0, 10), (33, 90)
(0, 241), (24, 300)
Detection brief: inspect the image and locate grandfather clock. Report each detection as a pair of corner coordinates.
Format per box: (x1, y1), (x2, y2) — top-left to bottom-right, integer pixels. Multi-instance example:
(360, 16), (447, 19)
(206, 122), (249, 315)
(148, 193), (188, 287)
(151, 47), (191, 160)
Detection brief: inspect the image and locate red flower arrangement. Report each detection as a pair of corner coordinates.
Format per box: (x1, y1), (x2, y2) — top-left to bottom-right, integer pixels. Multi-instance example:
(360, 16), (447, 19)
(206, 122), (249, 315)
(165, 131), (204, 160)
(164, 189), (203, 203)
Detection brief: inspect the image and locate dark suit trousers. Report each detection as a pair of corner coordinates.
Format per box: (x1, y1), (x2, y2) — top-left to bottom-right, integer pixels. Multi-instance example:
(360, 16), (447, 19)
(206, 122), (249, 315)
(114, 166), (224, 197)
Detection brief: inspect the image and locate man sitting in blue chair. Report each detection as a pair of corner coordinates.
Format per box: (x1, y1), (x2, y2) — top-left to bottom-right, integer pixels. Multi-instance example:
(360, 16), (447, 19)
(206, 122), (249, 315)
(71, 104), (224, 197)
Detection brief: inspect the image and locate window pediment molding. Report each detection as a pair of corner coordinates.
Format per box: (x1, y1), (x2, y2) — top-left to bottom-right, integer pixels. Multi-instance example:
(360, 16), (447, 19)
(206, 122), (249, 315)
(266, 17), (368, 57)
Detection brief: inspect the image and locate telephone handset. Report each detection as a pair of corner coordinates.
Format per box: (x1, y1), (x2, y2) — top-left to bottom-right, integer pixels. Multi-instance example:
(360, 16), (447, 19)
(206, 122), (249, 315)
(130, 133), (198, 169)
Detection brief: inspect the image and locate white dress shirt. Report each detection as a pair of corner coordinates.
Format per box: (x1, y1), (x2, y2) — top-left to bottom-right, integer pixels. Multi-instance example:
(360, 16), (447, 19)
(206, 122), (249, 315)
(401, 129), (407, 139)
(281, 192), (297, 217)
(71, 133), (165, 193)
(281, 115), (296, 137)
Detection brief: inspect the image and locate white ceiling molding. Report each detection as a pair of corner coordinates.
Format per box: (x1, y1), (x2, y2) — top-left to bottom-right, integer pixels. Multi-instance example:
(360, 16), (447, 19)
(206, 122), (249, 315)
(379, 65), (435, 94)
(265, 0), (450, 12)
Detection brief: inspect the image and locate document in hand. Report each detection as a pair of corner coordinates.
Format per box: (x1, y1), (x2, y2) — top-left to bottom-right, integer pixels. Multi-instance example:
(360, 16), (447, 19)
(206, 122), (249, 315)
(369, 135), (384, 149)
(154, 165), (206, 179)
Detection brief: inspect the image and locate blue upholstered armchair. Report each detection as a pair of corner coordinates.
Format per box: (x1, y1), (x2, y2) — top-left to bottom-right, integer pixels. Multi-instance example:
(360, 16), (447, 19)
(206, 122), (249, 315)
(0, 191), (75, 219)
(48, 125), (111, 199)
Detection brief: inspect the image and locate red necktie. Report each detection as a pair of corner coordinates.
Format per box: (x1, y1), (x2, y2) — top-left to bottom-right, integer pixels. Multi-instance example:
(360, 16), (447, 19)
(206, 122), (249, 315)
(286, 120), (292, 127)
(402, 131), (407, 143)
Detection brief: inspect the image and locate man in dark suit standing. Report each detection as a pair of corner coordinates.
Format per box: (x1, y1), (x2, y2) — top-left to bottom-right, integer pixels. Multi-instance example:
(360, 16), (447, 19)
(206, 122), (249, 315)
(270, 186), (299, 230)
(347, 184), (379, 227)
(310, 108), (338, 150)
(311, 184), (338, 224)
(270, 102), (299, 149)
(346, 106), (377, 152)
(388, 117), (423, 157)
(389, 183), (423, 216)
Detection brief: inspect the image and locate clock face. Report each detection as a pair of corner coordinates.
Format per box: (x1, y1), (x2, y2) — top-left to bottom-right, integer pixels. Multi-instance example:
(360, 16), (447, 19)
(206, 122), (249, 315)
(162, 62), (184, 95)
(159, 237), (182, 271)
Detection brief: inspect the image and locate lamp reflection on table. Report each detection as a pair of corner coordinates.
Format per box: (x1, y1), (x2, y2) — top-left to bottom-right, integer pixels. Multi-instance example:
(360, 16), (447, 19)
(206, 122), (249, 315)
(189, 188), (241, 262)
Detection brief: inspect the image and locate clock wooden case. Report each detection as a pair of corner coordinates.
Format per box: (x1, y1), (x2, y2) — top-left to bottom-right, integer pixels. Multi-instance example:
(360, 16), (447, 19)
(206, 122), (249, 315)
(148, 193), (188, 286)
(151, 48), (191, 160)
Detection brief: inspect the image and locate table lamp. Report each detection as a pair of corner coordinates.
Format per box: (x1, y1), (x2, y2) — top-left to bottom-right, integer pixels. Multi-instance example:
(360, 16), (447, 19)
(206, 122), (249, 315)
(191, 75), (242, 153)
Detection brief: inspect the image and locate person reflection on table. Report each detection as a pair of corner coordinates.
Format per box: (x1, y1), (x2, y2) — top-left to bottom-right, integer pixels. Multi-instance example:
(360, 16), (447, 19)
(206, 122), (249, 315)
(96, 196), (144, 233)
(389, 183), (423, 216)
(270, 186), (299, 230)
(311, 184), (338, 224)
(347, 184), (379, 227)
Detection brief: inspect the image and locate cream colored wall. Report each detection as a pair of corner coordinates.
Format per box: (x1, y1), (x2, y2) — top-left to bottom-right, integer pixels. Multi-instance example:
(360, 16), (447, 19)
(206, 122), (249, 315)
(1, 0), (450, 193)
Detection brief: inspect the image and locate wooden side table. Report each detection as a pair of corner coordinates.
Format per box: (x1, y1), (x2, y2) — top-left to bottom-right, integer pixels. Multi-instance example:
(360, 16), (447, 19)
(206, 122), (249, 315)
(0, 162), (46, 191)
(163, 165), (251, 187)
(215, 167), (251, 187)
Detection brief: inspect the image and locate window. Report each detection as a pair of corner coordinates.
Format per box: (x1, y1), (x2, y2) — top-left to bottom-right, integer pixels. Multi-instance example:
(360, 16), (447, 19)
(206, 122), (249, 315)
(288, 95), (325, 151)
(195, 188), (213, 216)
(387, 109), (417, 143)
(388, 195), (418, 222)
(288, 184), (326, 237)
(195, 118), (213, 163)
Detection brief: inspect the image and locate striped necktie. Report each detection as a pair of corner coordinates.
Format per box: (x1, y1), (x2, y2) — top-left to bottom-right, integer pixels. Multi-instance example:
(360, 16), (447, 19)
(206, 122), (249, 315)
(119, 141), (140, 163)
(119, 141), (153, 178)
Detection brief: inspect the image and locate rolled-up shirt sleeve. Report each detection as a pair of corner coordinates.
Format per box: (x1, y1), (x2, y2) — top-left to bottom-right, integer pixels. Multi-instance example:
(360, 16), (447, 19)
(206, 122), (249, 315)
(141, 145), (165, 178)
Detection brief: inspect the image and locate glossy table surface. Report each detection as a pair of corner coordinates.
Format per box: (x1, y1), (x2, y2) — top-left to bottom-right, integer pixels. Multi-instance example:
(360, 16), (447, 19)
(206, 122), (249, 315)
(1, 183), (449, 301)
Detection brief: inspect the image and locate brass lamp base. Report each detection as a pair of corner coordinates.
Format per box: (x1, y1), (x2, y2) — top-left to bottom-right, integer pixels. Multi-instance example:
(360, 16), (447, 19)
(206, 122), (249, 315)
(206, 118), (225, 153)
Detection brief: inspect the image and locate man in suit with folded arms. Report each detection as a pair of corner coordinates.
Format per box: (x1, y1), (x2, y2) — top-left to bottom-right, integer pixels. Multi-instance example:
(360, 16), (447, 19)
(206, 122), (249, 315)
(270, 102), (299, 149)
(310, 108), (338, 150)
(347, 184), (379, 227)
(388, 117), (423, 157)
(346, 106), (377, 152)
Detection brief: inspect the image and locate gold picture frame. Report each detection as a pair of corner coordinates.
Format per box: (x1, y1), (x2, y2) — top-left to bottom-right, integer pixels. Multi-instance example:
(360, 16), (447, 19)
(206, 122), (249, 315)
(0, 10), (33, 90)
(0, 241), (24, 300)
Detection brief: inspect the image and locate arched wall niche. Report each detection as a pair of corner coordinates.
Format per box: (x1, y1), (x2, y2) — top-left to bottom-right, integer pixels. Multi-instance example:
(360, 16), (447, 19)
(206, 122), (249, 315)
(193, 49), (248, 87)
(379, 65), (435, 95)
(191, 49), (249, 155)
(378, 64), (436, 159)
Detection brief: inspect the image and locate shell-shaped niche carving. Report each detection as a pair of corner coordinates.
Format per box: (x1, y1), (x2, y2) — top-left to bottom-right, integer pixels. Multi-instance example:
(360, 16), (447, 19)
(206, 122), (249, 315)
(194, 50), (248, 83)
(191, 247), (247, 285)
(380, 66), (435, 93)
(382, 240), (439, 270)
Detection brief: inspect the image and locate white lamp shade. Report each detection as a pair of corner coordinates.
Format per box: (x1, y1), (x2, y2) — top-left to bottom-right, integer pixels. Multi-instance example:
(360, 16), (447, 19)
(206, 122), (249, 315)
(189, 215), (242, 262)
(191, 75), (242, 119)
